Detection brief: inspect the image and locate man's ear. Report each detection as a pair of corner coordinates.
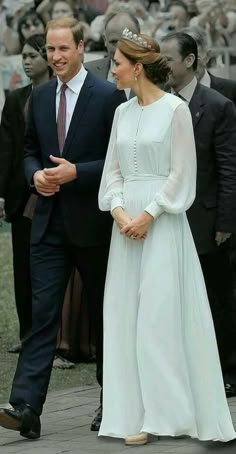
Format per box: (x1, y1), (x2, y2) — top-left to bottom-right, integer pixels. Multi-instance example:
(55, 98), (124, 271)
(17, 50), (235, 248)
(185, 53), (195, 69)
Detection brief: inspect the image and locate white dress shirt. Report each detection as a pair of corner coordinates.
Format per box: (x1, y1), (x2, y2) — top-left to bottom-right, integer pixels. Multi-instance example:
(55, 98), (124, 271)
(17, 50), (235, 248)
(171, 77), (198, 104)
(56, 65), (87, 136)
(199, 70), (211, 88)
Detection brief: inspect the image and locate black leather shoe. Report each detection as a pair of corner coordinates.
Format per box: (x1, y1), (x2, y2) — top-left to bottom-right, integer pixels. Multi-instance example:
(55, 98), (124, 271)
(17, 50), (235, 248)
(90, 406), (102, 431)
(0, 405), (41, 439)
(225, 383), (236, 398)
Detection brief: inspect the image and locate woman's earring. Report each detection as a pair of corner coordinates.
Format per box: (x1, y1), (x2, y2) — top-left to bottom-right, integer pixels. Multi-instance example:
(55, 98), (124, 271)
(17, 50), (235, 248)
(134, 75), (138, 81)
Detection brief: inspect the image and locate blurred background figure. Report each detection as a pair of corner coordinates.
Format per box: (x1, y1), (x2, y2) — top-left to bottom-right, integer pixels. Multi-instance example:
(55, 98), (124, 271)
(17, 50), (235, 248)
(50, 0), (76, 19)
(86, 10), (140, 83)
(17, 10), (46, 51)
(153, 0), (190, 41)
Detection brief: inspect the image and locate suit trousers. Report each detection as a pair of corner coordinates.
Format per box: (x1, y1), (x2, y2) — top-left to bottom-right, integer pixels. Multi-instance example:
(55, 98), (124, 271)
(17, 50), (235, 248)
(199, 242), (236, 384)
(9, 204), (109, 415)
(11, 215), (32, 340)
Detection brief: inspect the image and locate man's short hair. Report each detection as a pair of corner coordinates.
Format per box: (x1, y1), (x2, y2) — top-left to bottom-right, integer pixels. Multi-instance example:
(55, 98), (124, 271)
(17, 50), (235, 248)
(104, 12), (140, 34)
(162, 31), (198, 71)
(46, 17), (83, 46)
(181, 26), (208, 51)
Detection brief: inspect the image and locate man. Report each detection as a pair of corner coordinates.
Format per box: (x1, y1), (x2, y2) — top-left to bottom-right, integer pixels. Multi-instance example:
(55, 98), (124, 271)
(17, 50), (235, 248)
(160, 32), (236, 397)
(182, 25), (236, 104)
(0, 17), (125, 439)
(85, 11), (140, 98)
(182, 26), (236, 398)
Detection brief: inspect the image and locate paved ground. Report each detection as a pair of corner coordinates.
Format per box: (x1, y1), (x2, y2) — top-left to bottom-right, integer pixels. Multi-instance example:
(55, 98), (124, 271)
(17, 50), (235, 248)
(0, 386), (236, 454)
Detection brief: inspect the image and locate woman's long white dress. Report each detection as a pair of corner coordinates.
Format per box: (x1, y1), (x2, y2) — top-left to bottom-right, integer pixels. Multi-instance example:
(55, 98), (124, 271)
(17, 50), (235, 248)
(98, 94), (236, 442)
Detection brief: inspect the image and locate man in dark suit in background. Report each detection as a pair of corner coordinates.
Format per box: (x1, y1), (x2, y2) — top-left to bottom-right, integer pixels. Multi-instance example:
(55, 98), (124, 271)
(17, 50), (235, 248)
(183, 25), (236, 313)
(85, 11), (140, 92)
(160, 32), (236, 398)
(0, 17), (125, 439)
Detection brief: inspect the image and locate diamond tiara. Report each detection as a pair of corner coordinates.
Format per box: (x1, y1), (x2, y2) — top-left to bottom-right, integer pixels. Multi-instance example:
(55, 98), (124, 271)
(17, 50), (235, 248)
(121, 28), (152, 50)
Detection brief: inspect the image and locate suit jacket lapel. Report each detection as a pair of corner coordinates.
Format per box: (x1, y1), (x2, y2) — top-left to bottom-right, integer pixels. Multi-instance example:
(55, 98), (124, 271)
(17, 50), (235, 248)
(63, 73), (94, 156)
(189, 84), (204, 130)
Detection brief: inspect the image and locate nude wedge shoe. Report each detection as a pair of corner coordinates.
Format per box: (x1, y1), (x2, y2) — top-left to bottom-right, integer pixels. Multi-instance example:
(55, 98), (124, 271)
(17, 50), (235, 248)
(125, 432), (148, 446)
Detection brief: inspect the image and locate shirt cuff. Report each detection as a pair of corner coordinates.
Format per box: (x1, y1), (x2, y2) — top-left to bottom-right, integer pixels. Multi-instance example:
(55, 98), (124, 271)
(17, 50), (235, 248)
(145, 200), (164, 219)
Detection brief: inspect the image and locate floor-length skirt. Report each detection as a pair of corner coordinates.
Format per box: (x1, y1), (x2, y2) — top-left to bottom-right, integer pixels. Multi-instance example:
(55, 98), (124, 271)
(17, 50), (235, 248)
(99, 177), (236, 442)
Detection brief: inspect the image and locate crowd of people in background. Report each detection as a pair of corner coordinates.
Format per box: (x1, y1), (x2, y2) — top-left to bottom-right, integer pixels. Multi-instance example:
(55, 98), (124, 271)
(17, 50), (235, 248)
(0, 1), (236, 113)
(0, 1), (235, 57)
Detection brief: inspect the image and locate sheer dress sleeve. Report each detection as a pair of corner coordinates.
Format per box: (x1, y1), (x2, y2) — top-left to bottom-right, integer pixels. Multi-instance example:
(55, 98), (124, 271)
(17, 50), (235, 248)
(98, 106), (124, 212)
(145, 103), (197, 219)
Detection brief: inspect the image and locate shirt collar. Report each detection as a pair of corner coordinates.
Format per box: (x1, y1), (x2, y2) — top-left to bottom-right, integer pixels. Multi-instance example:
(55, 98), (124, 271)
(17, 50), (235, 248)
(199, 69), (211, 88)
(171, 76), (197, 103)
(56, 64), (87, 94)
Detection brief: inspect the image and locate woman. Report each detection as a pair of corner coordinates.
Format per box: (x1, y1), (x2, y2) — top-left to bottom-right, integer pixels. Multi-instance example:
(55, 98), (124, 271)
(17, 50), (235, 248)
(0, 34), (51, 352)
(18, 10), (46, 52)
(98, 29), (236, 444)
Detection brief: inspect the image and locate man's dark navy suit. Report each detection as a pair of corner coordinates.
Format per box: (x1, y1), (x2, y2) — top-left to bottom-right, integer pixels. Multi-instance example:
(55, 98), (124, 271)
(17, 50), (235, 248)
(9, 72), (126, 416)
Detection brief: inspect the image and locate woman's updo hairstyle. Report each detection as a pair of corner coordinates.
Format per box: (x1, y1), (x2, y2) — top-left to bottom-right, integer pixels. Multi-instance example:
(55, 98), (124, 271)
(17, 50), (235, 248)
(117, 32), (170, 85)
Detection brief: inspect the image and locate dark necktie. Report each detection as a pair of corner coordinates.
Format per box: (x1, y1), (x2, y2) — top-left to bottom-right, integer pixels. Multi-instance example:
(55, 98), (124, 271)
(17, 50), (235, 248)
(57, 83), (67, 154)
(174, 92), (185, 101)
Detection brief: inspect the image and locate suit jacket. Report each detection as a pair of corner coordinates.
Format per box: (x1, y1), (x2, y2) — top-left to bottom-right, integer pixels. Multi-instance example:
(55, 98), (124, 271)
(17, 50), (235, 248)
(24, 72), (126, 247)
(209, 73), (236, 106)
(85, 56), (110, 80)
(187, 83), (236, 254)
(0, 84), (32, 220)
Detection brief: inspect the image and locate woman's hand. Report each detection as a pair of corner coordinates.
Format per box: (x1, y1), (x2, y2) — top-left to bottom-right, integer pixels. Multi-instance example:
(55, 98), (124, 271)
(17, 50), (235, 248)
(121, 211), (154, 240)
(112, 207), (132, 230)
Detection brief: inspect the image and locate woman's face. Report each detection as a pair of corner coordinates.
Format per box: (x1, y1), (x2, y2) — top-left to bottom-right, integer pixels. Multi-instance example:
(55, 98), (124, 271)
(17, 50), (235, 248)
(22, 44), (48, 80)
(20, 15), (45, 40)
(52, 1), (74, 19)
(112, 48), (137, 90)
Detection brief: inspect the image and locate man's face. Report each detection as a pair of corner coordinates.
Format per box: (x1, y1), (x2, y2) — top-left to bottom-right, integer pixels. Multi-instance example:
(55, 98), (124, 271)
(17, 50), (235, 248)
(160, 39), (189, 90)
(46, 27), (83, 82)
(104, 22), (124, 59)
(104, 20), (138, 60)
